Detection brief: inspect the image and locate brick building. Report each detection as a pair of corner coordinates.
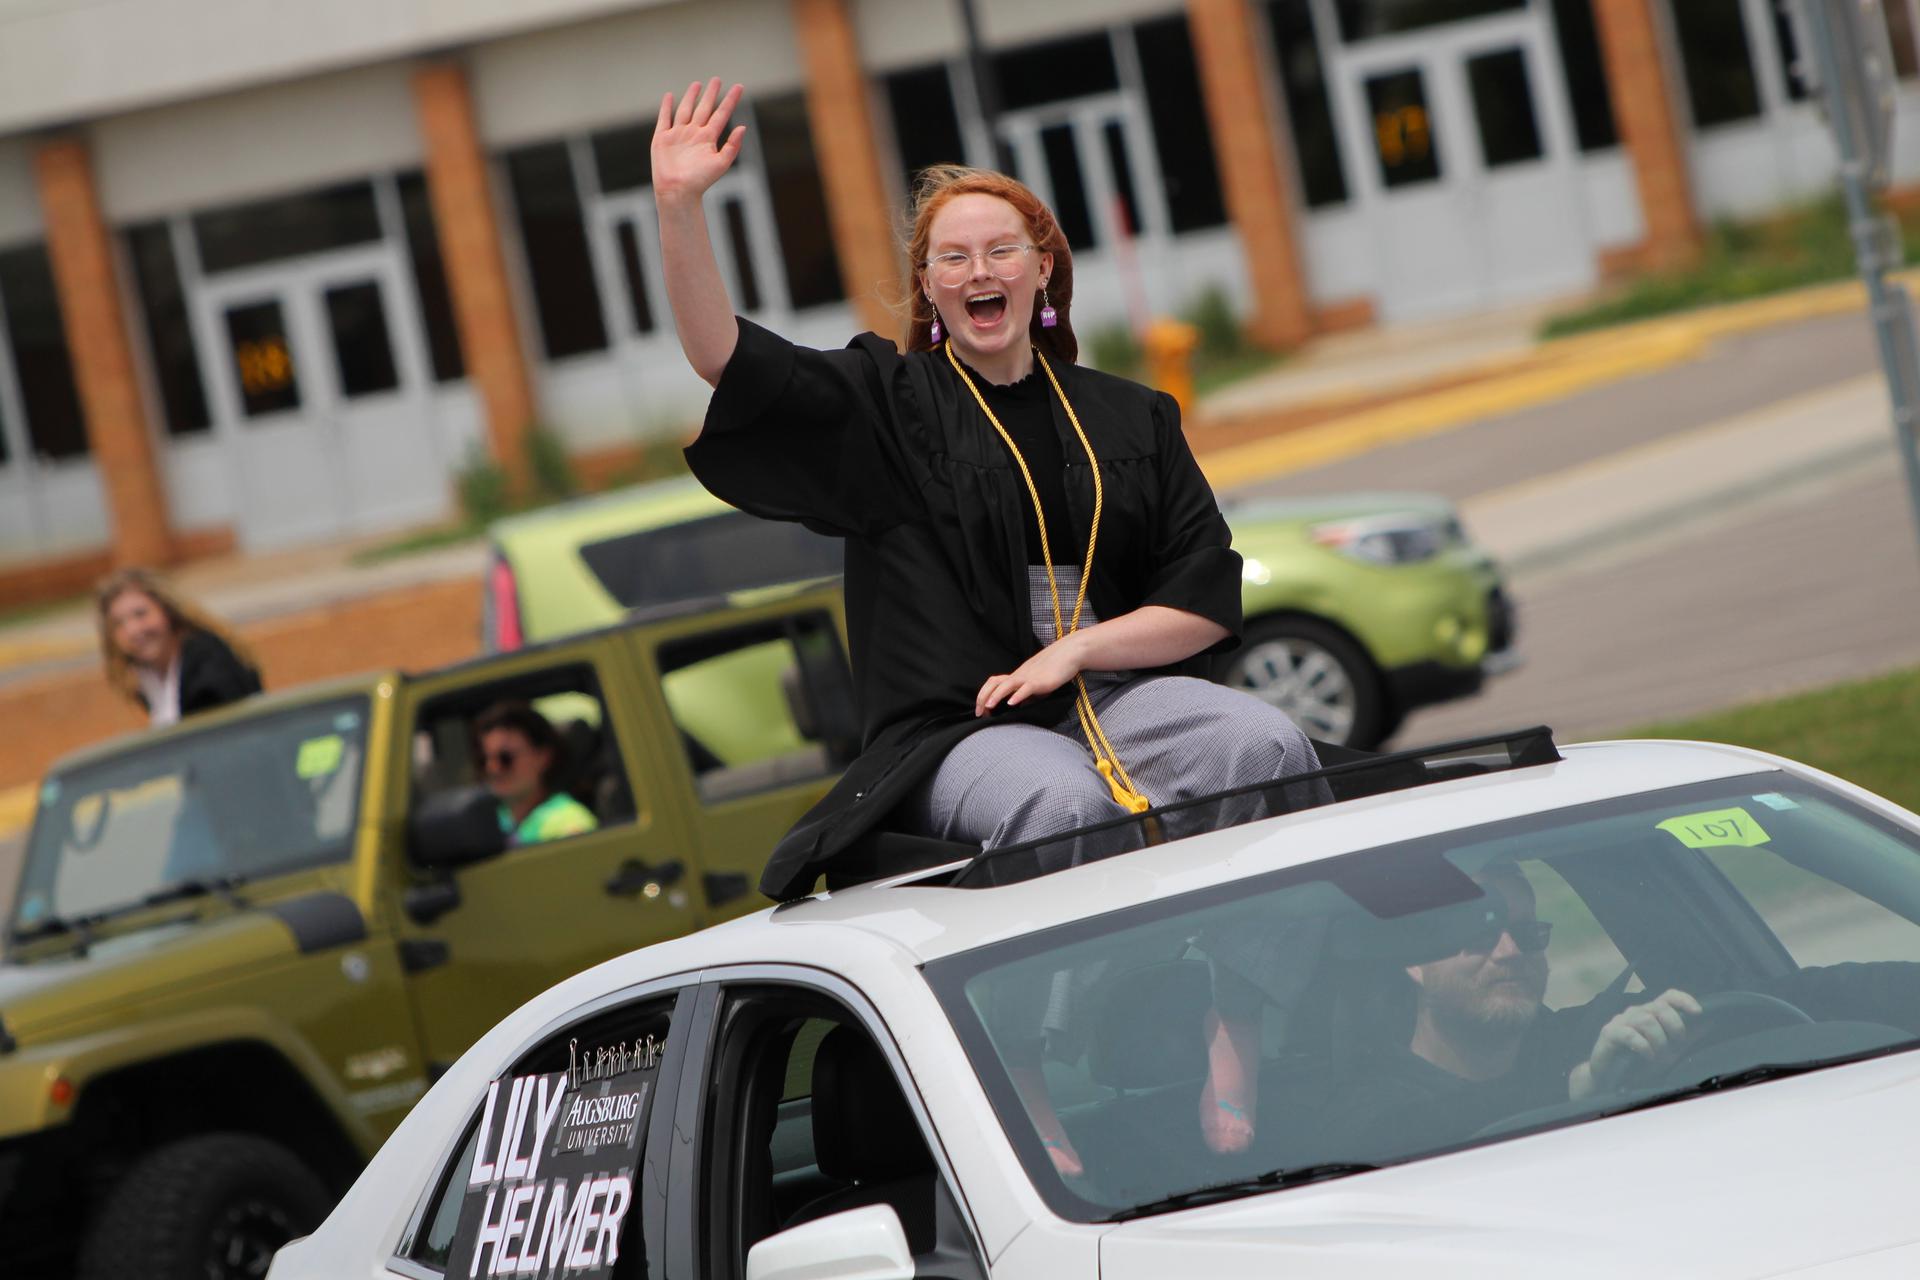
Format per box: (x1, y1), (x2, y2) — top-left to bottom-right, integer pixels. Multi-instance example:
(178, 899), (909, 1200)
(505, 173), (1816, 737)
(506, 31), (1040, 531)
(0, 0), (1913, 585)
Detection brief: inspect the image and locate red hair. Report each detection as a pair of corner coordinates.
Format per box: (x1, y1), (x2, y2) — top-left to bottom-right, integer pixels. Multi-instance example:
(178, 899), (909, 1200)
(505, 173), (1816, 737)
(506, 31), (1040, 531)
(903, 165), (1078, 364)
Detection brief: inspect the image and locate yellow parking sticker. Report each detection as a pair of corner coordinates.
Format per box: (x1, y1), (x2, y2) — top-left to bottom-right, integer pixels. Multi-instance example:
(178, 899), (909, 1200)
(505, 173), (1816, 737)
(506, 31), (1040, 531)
(296, 734), (345, 780)
(1658, 806), (1770, 849)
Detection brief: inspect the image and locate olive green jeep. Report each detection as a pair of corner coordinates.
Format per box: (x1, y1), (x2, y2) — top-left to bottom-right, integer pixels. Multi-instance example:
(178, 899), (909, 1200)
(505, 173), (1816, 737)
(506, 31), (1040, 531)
(0, 581), (856, 1279)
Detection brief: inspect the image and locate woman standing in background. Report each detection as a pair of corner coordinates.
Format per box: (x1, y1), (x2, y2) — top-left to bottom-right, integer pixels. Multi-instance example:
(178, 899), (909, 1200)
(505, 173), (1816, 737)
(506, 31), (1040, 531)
(96, 568), (262, 728)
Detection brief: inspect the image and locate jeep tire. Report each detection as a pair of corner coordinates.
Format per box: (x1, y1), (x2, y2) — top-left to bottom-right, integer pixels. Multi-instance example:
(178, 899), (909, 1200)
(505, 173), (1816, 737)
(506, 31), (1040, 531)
(77, 1132), (333, 1280)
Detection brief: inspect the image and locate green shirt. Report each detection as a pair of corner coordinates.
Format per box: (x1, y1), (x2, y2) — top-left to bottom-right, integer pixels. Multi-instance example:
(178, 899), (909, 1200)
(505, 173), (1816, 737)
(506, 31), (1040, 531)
(499, 792), (599, 846)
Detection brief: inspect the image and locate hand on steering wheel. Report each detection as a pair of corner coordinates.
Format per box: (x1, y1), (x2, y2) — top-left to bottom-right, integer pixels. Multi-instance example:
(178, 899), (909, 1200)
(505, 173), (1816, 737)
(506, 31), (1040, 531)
(1573, 989), (1815, 1098)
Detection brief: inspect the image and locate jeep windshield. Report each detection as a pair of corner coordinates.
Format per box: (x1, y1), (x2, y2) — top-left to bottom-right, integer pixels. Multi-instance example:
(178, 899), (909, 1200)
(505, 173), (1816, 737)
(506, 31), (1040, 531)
(923, 773), (1920, 1222)
(11, 696), (370, 944)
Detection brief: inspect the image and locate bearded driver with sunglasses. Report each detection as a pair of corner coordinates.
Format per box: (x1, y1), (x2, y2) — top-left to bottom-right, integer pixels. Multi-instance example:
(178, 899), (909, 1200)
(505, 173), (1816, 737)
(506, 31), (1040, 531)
(1331, 863), (1706, 1147)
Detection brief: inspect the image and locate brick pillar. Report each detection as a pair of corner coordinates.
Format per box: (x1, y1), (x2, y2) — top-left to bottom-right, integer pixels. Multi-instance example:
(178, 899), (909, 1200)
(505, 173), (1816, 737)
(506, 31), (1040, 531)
(792, 0), (904, 337)
(1592, 0), (1701, 270)
(413, 61), (536, 487)
(1185, 0), (1315, 350)
(34, 136), (174, 568)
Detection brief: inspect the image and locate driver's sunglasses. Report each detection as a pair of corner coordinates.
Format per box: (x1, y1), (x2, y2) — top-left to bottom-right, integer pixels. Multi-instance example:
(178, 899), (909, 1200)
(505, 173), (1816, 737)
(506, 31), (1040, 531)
(1461, 916), (1553, 955)
(481, 748), (521, 772)
(924, 243), (1037, 286)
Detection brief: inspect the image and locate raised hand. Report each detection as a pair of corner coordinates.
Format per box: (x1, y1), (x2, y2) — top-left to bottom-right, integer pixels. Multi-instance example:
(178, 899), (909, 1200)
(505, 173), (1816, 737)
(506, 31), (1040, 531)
(651, 77), (746, 205)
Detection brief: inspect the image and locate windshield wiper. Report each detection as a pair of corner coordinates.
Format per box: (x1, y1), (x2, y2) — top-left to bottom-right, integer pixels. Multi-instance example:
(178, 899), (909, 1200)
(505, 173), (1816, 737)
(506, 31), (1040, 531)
(7, 912), (98, 954)
(1599, 1051), (1905, 1120)
(142, 875), (248, 909)
(1107, 1161), (1381, 1222)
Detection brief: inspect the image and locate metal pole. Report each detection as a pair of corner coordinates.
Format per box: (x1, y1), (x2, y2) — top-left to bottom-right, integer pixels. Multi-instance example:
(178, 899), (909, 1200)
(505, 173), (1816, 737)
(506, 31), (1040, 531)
(956, 0), (1016, 172)
(1804, 0), (1920, 559)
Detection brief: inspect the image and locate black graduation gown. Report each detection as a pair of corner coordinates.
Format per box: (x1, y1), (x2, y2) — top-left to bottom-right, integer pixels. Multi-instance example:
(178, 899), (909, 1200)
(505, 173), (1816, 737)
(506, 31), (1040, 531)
(685, 318), (1244, 901)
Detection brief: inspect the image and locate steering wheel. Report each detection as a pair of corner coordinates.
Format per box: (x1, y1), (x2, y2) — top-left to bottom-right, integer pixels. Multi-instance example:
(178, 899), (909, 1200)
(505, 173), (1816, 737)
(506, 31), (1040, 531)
(1611, 990), (1815, 1092)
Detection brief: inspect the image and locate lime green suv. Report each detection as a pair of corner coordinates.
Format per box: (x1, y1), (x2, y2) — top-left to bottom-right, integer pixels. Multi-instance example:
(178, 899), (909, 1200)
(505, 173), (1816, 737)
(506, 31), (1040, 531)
(485, 477), (1516, 748)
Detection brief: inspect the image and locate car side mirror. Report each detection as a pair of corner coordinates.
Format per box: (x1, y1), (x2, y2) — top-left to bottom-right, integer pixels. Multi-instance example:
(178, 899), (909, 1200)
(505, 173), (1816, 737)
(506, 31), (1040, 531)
(745, 1205), (912, 1280)
(406, 786), (507, 871)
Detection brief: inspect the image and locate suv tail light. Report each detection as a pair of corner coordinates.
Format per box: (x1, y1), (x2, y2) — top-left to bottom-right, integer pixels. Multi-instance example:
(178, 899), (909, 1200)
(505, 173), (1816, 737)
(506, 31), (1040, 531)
(484, 552), (524, 652)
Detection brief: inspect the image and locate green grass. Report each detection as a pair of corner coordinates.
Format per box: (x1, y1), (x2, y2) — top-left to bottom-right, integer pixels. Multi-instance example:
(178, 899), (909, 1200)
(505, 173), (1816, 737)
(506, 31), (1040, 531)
(1541, 196), (1920, 339)
(1619, 664), (1920, 813)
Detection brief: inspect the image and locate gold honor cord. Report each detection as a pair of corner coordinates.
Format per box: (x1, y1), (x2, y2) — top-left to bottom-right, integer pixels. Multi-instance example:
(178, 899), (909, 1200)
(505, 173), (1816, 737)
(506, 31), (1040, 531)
(945, 340), (1150, 814)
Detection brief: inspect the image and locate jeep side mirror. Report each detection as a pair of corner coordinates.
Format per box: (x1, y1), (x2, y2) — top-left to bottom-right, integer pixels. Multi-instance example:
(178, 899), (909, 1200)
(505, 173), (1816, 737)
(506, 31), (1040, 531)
(406, 786), (507, 871)
(745, 1205), (912, 1280)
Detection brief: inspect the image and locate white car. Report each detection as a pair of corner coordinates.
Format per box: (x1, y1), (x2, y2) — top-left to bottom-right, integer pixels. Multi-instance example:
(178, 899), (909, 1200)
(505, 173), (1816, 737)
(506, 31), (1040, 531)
(270, 730), (1920, 1280)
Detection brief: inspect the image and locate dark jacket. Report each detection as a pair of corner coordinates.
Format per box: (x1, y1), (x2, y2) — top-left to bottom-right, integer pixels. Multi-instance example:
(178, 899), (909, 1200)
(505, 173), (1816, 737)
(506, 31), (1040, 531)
(135, 629), (263, 719)
(685, 320), (1243, 901)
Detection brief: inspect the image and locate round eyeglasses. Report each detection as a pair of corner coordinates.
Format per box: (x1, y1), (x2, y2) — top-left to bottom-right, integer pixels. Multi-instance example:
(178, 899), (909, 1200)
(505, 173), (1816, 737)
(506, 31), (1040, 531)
(923, 243), (1038, 286)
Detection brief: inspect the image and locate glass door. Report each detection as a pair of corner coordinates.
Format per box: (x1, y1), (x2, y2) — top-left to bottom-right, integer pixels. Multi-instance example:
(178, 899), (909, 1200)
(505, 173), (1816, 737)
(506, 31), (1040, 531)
(198, 248), (438, 548)
(1000, 93), (1170, 328)
(1328, 4), (1592, 318)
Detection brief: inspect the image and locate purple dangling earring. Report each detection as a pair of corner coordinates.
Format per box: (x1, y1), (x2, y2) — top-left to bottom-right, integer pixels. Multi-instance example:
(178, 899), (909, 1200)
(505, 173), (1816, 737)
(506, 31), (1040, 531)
(929, 310), (942, 344)
(1040, 285), (1058, 329)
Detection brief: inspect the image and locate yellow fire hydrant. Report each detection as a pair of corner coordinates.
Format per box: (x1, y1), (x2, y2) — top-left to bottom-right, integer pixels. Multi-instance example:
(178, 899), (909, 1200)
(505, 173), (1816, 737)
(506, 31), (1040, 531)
(1143, 319), (1200, 419)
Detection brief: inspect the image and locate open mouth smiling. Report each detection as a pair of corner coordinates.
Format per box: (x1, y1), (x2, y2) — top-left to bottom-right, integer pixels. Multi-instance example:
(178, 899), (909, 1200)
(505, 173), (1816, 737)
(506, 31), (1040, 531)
(965, 291), (1008, 326)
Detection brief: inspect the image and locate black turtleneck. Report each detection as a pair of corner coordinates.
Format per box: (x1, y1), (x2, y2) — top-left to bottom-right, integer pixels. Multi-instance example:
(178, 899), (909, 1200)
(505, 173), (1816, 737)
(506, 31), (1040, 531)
(968, 364), (1074, 565)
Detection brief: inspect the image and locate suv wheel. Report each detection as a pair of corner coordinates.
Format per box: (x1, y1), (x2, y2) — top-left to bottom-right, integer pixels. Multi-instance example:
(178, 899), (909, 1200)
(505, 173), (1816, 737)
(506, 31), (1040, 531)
(1219, 617), (1386, 750)
(77, 1133), (332, 1280)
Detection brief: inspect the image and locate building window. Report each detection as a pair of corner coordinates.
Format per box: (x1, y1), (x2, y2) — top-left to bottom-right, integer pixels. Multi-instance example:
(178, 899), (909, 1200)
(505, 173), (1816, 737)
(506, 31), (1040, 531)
(1040, 122), (1097, 250)
(1549, 0), (1619, 150)
(1133, 14), (1228, 232)
(719, 196), (764, 313)
(1268, 0), (1351, 208)
(222, 298), (303, 420)
(0, 244), (88, 461)
(1335, 0), (1525, 42)
(1768, 0), (1812, 100)
(1671, 0), (1763, 127)
(615, 220), (656, 335)
(322, 280), (401, 399)
(993, 33), (1120, 112)
(1888, 0), (1920, 79)
(1366, 68), (1443, 187)
(395, 171), (466, 384)
(590, 123), (652, 195)
(190, 181), (383, 276)
(1467, 48), (1545, 167)
(885, 63), (969, 195)
(754, 92), (846, 311)
(504, 142), (609, 361)
(126, 222), (213, 437)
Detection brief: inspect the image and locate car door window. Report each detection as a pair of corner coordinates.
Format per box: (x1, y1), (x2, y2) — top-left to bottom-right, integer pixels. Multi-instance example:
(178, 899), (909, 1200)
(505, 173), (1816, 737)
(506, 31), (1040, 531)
(694, 984), (982, 1280)
(657, 612), (857, 805)
(410, 661), (638, 842)
(400, 991), (682, 1275)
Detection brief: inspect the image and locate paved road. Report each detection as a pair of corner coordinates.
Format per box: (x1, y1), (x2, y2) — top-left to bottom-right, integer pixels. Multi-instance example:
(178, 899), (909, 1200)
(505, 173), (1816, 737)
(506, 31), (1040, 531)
(1228, 307), (1920, 749)
(1237, 310), (1881, 506)
(1401, 454), (1920, 745)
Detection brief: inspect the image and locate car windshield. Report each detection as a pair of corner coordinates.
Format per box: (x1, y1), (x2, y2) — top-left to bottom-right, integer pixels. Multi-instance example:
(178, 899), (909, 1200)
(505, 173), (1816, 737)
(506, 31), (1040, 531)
(11, 696), (369, 940)
(924, 772), (1920, 1222)
(579, 510), (842, 611)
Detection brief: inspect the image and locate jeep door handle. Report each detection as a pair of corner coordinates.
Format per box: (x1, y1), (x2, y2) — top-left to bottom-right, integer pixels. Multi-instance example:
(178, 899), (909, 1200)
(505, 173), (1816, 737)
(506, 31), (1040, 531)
(605, 858), (685, 899)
